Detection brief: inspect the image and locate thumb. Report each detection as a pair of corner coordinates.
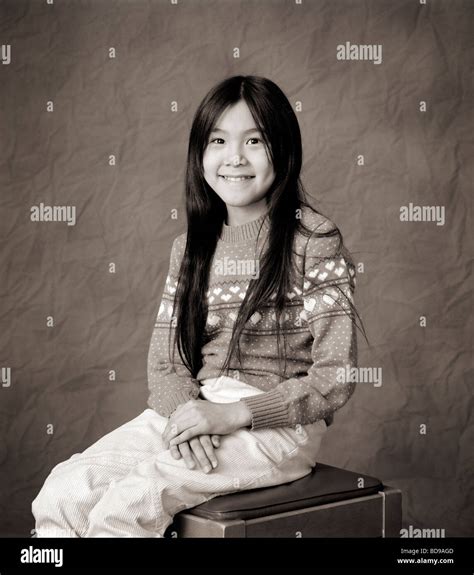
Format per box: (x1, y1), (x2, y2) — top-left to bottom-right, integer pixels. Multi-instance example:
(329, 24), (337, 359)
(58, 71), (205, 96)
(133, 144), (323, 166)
(211, 435), (220, 447)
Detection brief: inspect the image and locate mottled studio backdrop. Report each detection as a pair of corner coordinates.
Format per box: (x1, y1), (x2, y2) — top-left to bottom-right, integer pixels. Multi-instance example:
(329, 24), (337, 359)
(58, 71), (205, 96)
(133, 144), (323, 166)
(0, 0), (472, 537)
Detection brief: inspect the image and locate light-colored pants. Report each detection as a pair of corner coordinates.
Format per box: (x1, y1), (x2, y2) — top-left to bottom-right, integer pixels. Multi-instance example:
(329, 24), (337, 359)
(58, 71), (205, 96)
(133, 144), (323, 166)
(32, 375), (327, 538)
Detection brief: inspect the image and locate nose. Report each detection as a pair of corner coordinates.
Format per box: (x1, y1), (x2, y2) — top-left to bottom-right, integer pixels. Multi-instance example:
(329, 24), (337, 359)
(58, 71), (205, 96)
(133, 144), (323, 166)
(225, 154), (247, 167)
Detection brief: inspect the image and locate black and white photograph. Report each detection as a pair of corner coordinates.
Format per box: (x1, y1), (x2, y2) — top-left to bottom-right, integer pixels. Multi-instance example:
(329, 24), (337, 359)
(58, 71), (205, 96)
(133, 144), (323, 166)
(0, 0), (472, 572)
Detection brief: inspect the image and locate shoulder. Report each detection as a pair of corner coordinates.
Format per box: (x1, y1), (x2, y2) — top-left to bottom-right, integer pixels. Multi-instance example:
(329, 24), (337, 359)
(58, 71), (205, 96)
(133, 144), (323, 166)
(299, 204), (337, 233)
(295, 205), (341, 259)
(294, 206), (356, 289)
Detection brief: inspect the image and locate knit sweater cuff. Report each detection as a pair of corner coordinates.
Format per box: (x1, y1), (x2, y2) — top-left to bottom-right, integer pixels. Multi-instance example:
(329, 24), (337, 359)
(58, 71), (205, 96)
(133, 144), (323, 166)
(148, 386), (200, 418)
(239, 389), (289, 430)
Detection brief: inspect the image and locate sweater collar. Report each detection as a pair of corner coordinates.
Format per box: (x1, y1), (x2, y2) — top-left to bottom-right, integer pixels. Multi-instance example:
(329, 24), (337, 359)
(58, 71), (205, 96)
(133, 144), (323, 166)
(220, 211), (270, 244)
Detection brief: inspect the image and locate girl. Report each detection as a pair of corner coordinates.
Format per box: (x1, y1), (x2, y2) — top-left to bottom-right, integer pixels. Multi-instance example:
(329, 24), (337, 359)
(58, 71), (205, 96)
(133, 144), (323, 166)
(32, 75), (363, 537)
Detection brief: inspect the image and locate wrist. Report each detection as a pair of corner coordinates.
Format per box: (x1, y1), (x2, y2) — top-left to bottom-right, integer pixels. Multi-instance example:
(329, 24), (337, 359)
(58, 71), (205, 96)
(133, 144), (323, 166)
(229, 400), (252, 430)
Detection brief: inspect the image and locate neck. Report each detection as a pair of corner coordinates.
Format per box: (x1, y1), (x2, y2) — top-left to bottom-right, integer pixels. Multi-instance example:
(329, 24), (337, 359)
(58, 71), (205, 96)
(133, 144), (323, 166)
(220, 210), (270, 244)
(225, 201), (268, 227)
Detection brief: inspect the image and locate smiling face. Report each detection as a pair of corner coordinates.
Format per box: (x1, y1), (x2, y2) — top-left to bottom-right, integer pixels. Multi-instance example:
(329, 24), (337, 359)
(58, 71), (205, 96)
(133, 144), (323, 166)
(202, 99), (275, 226)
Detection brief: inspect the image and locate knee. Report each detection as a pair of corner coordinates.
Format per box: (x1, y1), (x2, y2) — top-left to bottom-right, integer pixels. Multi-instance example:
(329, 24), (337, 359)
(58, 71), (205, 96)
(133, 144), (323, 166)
(32, 472), (67, 516)
(32, 471), (84, 537)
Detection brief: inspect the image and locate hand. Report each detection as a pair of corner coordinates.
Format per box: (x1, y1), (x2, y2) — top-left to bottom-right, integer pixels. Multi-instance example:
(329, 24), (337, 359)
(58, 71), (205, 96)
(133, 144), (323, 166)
(169, 434), (221, 473)
(162, 398), (252, 447)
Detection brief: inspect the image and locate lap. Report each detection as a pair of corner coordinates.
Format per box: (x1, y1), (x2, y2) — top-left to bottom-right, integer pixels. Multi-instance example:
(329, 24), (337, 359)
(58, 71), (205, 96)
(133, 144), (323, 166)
(44, 406), (326, 493)
(110, 419), (321, 495)
(33, 404), (327, 539)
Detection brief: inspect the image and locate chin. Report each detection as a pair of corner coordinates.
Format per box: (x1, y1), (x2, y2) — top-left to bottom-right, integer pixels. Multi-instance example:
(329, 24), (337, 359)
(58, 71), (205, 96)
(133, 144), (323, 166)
(222, 194), (259, 205)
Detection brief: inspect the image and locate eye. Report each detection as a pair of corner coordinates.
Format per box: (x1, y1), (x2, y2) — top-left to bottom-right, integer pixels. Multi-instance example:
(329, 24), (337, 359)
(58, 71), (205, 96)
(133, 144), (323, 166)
(247, 137), (262, 144)
(209, 138), (224, 144)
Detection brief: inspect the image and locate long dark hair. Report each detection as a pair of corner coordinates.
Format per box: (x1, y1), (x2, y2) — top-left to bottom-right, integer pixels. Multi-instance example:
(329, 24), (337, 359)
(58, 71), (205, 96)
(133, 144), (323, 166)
(170, 75), (366, 379)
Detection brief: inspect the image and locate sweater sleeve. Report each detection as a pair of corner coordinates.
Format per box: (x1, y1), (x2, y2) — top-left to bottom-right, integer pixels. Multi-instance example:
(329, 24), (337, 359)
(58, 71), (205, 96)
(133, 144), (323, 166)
(147, 236), (201, 417)
(239, 221), (358, 430)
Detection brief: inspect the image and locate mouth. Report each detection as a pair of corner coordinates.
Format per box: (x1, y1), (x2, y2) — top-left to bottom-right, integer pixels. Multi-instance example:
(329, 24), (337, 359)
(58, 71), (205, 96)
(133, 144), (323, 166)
(219, 175), (255, 182)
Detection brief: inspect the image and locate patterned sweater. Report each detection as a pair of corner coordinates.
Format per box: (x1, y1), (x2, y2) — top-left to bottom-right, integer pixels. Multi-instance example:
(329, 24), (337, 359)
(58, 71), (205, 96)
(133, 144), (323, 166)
(147, 206), (358, 430)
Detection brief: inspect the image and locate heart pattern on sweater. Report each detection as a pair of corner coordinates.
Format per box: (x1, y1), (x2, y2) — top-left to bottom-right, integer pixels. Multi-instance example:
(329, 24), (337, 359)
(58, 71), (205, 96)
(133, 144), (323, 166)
(322, 287), (340, 305)
(166, 255), (352, 331)
(249, 312), (262, 324)
(323, 294), (336, 305)
(207, 314), (221, 326)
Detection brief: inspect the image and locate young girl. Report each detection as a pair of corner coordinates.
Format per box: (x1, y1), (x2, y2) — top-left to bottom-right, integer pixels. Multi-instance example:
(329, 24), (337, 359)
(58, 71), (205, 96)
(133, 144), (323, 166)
(32, 75), (362, 537)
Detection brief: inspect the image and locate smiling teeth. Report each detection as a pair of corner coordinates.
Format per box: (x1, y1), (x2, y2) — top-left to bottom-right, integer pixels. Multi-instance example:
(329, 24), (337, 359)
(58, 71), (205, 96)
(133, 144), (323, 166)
(222, 176), (253, 181)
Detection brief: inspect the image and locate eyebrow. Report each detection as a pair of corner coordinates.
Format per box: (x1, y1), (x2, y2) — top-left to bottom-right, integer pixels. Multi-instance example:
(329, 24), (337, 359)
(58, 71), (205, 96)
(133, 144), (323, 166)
(210, 128), (262, 134)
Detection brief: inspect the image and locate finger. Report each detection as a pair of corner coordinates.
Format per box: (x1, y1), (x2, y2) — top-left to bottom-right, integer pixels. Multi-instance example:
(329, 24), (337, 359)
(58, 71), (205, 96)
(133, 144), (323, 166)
(170, 444), (181, 460)
(211, 435), (220, 448)
(189, 437), (213, 473)
(166, 416), (196, 445)
(162, 422), (175, 447)
(163, 420), (184, 446)
(169, 425), (202, 447)
(199, 435), (218, 469)
(178, 442), (196, 470)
